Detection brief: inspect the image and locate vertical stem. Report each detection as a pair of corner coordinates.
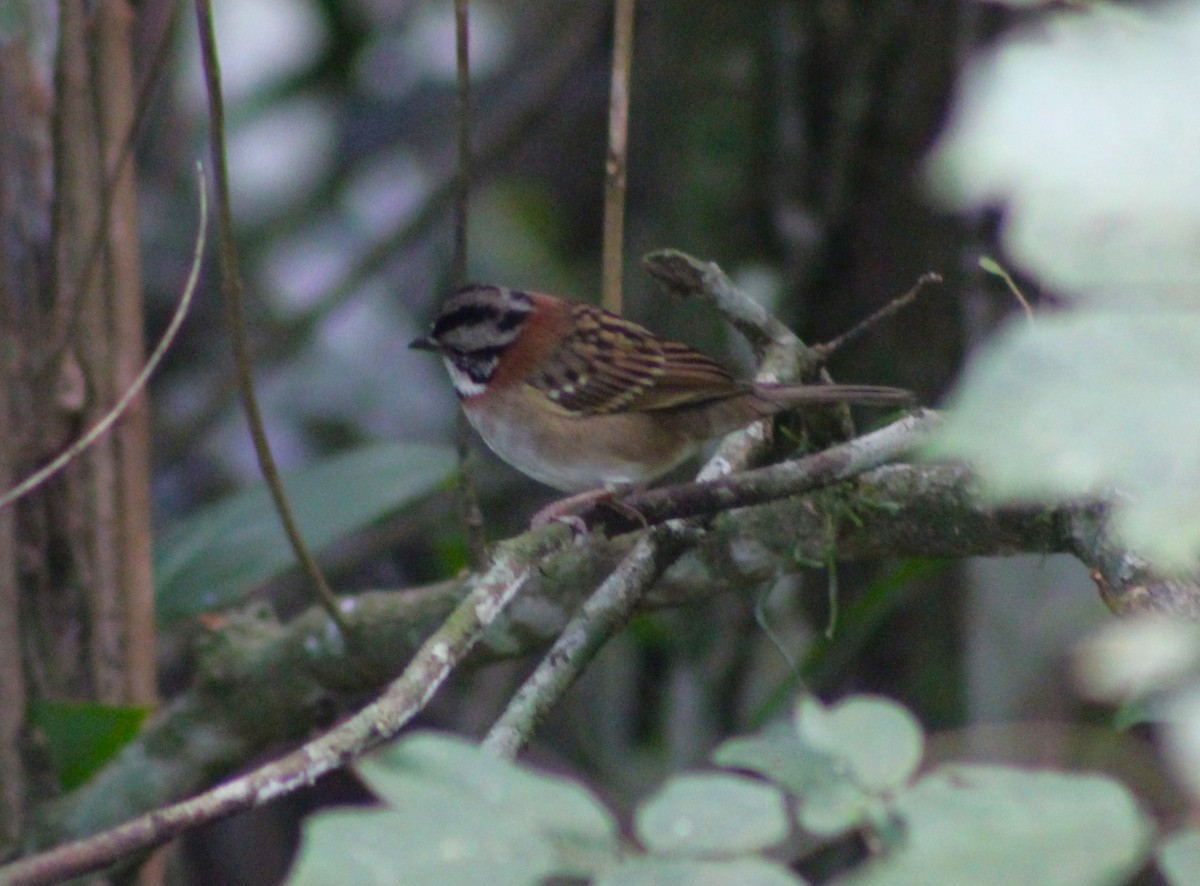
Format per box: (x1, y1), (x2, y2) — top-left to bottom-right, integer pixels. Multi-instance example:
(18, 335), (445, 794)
(0, 303), (24, 850)
(601, 0), (636, 315)
(452, 0), (470, 280)
(192, 0), (348, 633)
(56, 0), (126, 703)
(453, 0), (487, 569)
(94, 0), (157, 708)
(0, 18), (40, 850)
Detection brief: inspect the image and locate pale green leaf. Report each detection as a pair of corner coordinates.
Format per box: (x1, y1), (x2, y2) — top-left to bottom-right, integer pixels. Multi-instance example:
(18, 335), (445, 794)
(928, 3), (1200, 308)
(358, 732), (616, 856)
(714, 719), (840, 797)
(635, 773), (788, 855)
(795, 696), (924, 793)
(795, 775), (878, 839)
(288, 803), (553, 886)
(927, 314), (1200, 573)
(714, 715), (868, 837)
(1075, 616), (1200, 702)
(348, 733), (617, 880)
(715, 697), (924, 838)
(840, 765), (1151, 886)
(1160, 687), (1200, 800)
(1159, 828), (1200, 886)
(597, 856), (807, 886)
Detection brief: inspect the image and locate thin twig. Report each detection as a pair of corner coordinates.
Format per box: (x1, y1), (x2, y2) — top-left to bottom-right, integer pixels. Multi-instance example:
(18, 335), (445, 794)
(0, 524), (575, 886)
(193, 0), (347, 633)
(812, 272), (941, 360)
(643, 248), (861, 457)
(823, 513), (839, 639)
(979, 256), (1035, 322)
(642, 248), (806, 363)
(483, 523), (692, 757)
(452, 0), (471, 281)
(686, 257), (809, 478)
(452, 0), (488, 570)
(0, 165), (208, 512)
(601, 0), (636, 314)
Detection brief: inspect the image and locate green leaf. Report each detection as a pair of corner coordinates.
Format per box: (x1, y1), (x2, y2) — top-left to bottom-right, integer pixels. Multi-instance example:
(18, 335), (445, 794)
(1075, 616), (1200, 703)
(795, 696), (924, 793)
(29, 699), (149, 791)
(840, 765), (1152, 886)
(288, 733), (618, 885)
(927, 314), (1200, 573)
(1159, 686), (1200, 799)
(155, 443), (455, 622)
(359, 732), (617, 857)
(927, 3), (1200, 309)
(289, 803), (554, 886)
(596, 856), (808, 886)
(715, 718), (841, 799)
(635, 773), (789, 855)
(716, 696), (924, 838)
(1160, 828), (1200, 886)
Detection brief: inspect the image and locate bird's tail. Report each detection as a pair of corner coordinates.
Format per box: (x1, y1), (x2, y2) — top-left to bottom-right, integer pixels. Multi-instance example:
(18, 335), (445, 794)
(755, 382), (914, 408)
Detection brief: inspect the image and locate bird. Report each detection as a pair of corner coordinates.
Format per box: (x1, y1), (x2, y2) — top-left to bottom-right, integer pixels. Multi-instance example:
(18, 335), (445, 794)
(410, 284), (911, 517)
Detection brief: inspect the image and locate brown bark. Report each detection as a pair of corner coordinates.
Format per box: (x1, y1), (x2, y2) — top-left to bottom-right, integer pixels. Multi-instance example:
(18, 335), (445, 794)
(95, 0), (157, 709)
(0, 26), (54, 850)
(0, 0), (155, 873)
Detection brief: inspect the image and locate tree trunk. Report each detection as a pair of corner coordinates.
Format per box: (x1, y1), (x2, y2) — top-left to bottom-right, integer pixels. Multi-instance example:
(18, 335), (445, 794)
(0, 2), (156, 878)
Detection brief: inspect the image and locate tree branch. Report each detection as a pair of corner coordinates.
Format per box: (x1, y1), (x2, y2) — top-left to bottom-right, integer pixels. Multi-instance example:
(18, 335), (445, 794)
(8, 418), (1197, 880)
(483, 522), (693, 757)
(5, 526), (574, 885)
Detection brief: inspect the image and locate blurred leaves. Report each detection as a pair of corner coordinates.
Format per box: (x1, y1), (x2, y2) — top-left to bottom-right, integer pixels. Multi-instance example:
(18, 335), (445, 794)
(718, 697), (1148, 883)
(1075, 616), (1200, 701)
(718, 696), (922, 838)
(154, 442), (455, 622)
(635, 774), (789, 855)
(1076, 616), (1200, 801)
(842, 766), (1150, 886)
(597, 858), (806, 886)
(928, 314), (1200, 571)
(1159, 829), (1200, 886)
(929, 2), (1200, 307)
(290, 697), (1152, 884)
(927, 2), (1200, 574)
(288, 732), (618, 886)
(795, 695), (923, 794)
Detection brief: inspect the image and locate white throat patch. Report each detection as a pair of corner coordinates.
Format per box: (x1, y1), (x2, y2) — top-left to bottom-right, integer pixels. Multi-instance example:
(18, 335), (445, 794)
(444, 358), (486, 397)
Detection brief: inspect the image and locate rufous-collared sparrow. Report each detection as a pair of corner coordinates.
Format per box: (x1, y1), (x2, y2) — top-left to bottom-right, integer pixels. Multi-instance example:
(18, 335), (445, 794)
(410, 285), (911, 507)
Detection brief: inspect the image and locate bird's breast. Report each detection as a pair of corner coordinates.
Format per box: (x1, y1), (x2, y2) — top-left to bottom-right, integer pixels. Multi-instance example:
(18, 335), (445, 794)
(460, 385), (698, 492)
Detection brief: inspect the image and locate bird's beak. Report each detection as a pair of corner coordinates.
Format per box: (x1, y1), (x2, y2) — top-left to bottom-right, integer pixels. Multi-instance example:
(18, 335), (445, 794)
(408, 335), (438, 352)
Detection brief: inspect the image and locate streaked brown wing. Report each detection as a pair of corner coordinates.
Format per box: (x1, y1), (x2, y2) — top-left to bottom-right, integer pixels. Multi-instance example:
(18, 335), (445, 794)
(527, 304), (741, 415)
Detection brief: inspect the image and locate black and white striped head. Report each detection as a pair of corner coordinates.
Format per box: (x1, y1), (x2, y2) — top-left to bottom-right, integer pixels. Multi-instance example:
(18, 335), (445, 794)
(409, 284), (534, 397)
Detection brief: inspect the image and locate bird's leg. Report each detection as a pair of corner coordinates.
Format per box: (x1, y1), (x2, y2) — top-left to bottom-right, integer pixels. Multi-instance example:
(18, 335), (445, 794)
(530, 483), (646, 532)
